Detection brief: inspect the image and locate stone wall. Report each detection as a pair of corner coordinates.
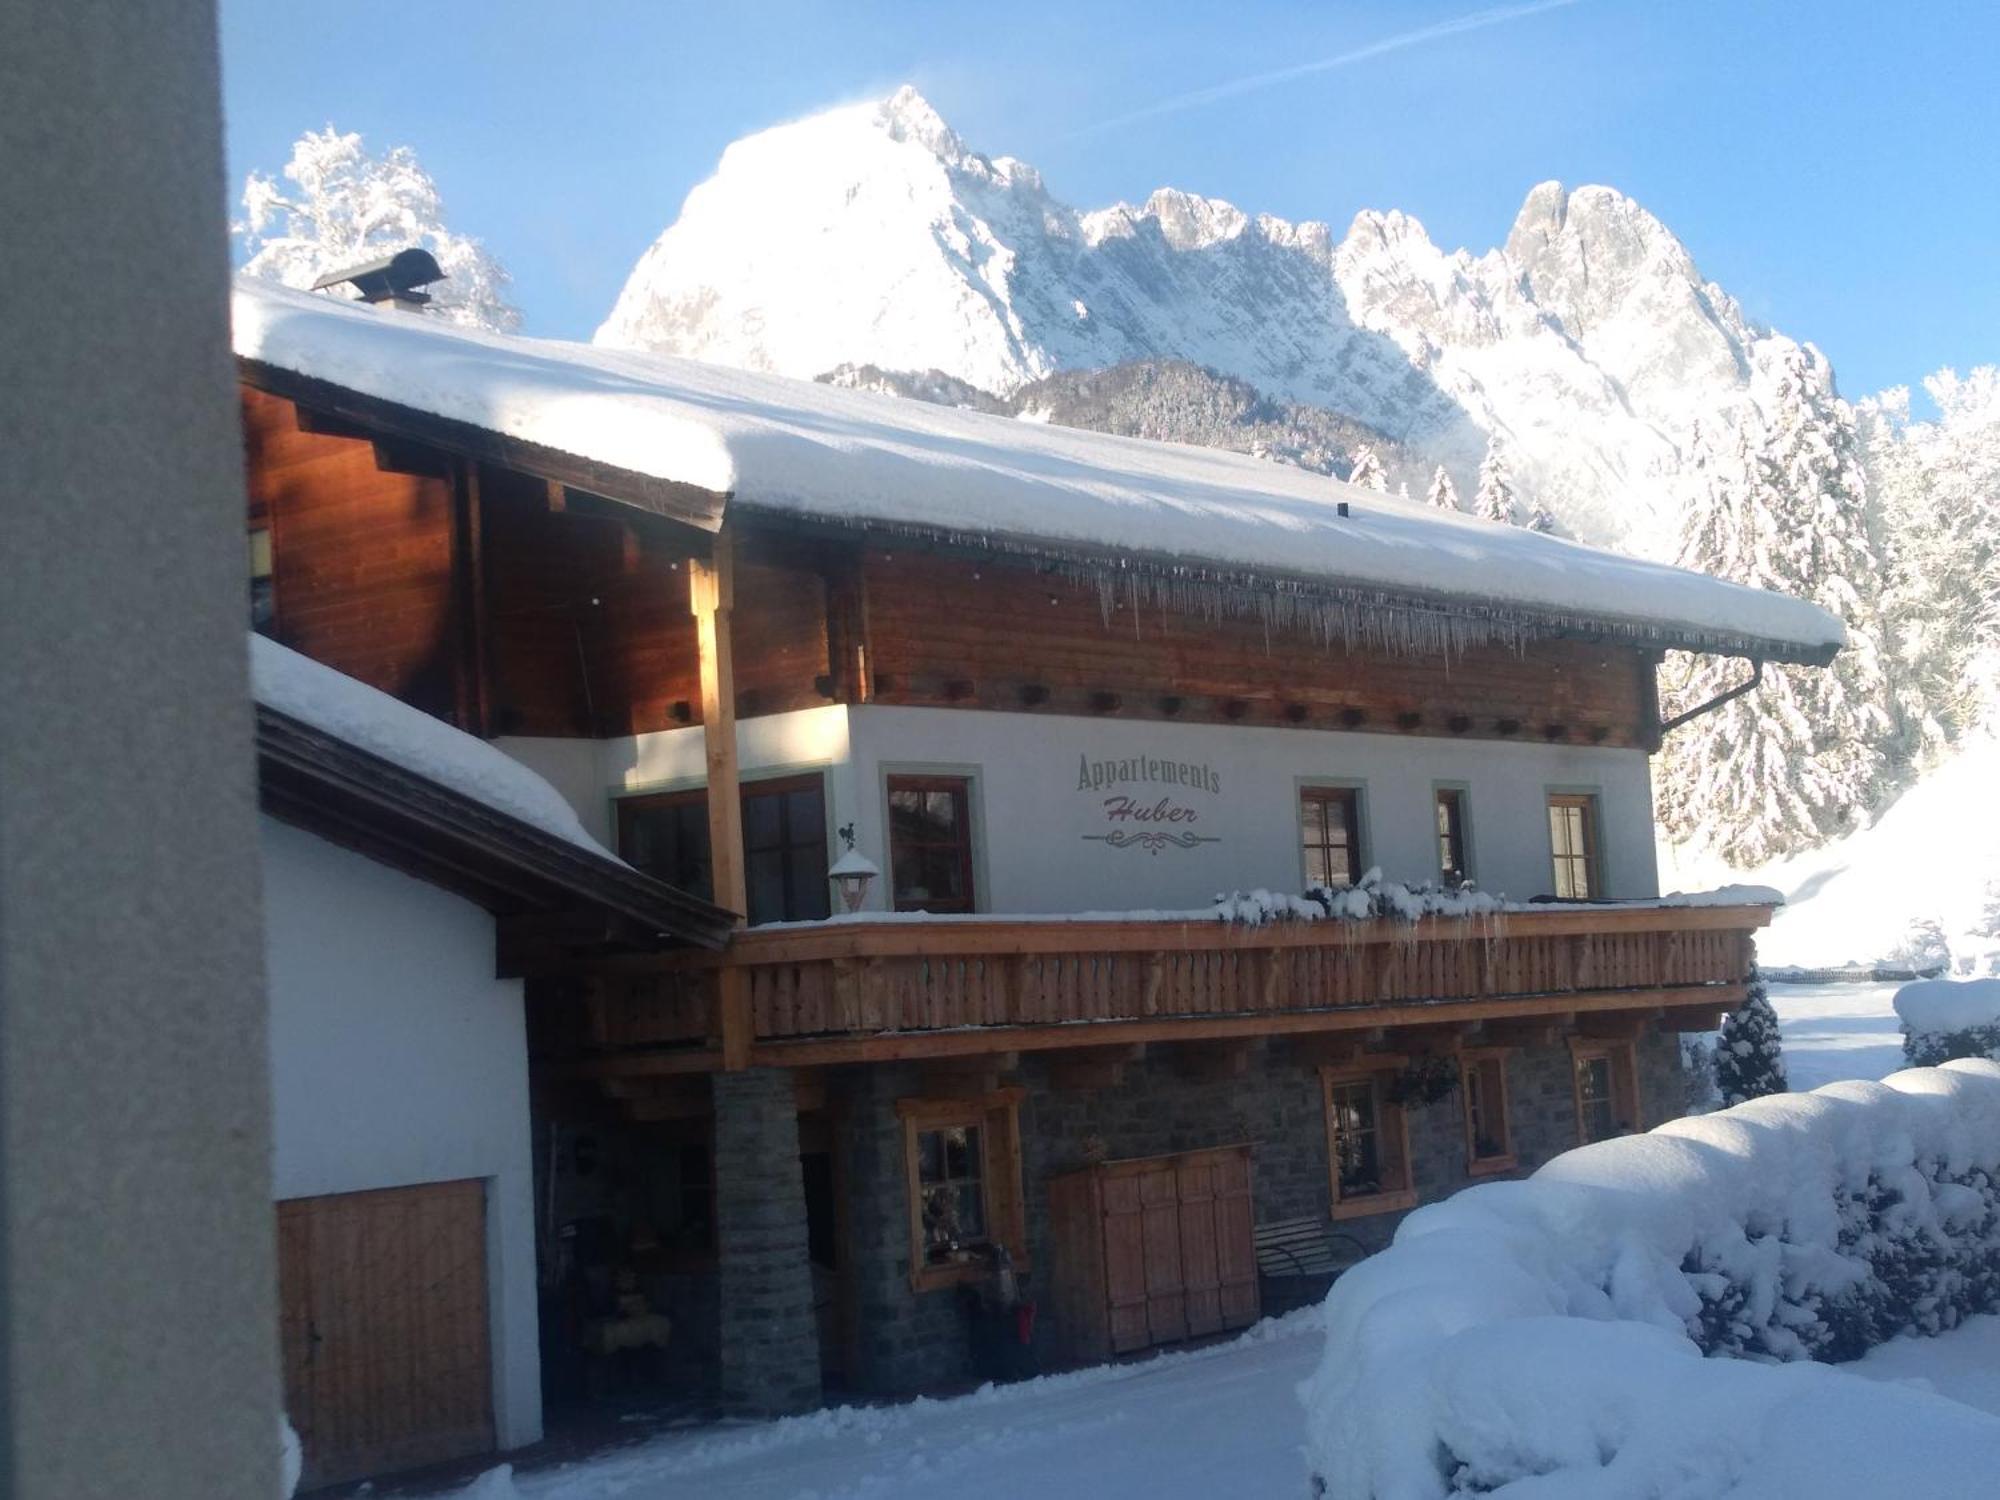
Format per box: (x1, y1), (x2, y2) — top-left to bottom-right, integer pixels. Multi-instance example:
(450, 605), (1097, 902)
(827, 1031), (1687, 1394)
(713, 1069), (822, 1414)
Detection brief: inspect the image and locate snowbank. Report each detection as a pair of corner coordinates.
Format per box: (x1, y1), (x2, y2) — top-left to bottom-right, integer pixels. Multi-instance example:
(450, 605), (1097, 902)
(233, 279), (1841, 663)
(1896, 978), (2000, 1036)
(251, 635), (611, 857)
(1303, 1061), (2000, 1497)
(1664, 734), (2000, 972)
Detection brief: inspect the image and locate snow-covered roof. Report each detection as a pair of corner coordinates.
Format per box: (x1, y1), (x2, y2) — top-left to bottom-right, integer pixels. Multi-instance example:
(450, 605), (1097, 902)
(251, 633), (608, 857)
(234, 278), (1845, 663)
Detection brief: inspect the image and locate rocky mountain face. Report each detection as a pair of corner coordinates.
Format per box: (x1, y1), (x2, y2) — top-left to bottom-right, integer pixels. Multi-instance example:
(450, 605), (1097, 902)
(597, 87), (1827, 555)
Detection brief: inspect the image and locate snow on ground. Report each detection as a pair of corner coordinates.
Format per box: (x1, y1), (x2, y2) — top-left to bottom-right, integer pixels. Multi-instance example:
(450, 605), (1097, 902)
(1768, 980), (1907, 1091)
(1663, 734), (2000, 973)
(1850, 1314), (2000, 1421)
(416, 1311), (1325, 1500)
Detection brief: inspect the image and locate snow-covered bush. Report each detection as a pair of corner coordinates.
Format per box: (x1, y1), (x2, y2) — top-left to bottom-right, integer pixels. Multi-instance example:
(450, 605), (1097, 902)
(1680, 1032), (1721, 1114)
(1898, 978), (2000, 1067)
(1714, 967), (1787, 1105)
(1303, 1062), (2000, 1497)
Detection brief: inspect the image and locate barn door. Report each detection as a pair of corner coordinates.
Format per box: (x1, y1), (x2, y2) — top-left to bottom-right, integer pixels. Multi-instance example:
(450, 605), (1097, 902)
(278, 1180), (495, 1488)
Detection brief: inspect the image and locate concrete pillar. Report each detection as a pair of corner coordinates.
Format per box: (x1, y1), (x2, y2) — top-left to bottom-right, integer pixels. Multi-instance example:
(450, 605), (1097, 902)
(712, 1068), (822, 1414)
(0, 2), (279, 1495)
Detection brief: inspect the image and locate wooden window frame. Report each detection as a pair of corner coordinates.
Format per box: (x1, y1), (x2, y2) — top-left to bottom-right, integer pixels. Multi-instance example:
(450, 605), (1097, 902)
(1299, 783), (1367, 890)
(896, 1088), (1026, 1292)
(1434, 784), (1472, 888)
(1547, 791), (1603, 901)
(1569, 1038), (1641, 1146)
(248, 524), (278, 636)
(1320, 1064), (1416, 1220)
(1459, 1047), (1517, 1176)
(885, 772), (979, 914)
(616, 771), (831, 924)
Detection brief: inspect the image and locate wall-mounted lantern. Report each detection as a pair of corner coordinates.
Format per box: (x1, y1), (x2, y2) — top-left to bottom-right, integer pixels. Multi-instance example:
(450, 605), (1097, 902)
(828, 822), (880, 914)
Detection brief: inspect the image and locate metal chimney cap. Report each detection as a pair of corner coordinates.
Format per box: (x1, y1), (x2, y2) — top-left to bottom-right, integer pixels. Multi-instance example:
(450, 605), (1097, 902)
(310, 247), (447, 303)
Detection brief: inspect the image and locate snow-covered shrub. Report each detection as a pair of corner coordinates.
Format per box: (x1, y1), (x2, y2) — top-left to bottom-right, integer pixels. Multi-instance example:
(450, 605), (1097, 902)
(1897, 977), (2000, 1066)
(1302, 1062), (2000, 1498)
(1887, 915), (1953, 975)
(1715, 967), (1787, 1105)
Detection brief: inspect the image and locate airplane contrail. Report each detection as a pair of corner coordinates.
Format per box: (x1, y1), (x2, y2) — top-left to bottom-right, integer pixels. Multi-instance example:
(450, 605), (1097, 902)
(1070, 0), (1586, 138)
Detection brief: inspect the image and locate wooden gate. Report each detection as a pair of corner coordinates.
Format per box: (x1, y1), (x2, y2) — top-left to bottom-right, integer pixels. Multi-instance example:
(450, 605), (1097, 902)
(277, 1180), (495, 1488)
(1049, 1144), (1259, 1363)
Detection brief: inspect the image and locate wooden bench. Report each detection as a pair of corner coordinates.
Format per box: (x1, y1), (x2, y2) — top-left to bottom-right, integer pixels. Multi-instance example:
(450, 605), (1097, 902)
(1253, 1216), (1369, 1314)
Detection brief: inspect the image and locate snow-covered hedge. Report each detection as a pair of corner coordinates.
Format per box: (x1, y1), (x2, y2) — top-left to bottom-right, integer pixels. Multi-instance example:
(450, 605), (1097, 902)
(1303, 1062), (2000, 1498)
(1898, 977), (2000, 1067)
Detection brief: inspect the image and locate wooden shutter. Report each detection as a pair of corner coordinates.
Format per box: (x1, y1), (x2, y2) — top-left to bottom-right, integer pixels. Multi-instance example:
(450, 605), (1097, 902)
(277, 1180), (494, 1487)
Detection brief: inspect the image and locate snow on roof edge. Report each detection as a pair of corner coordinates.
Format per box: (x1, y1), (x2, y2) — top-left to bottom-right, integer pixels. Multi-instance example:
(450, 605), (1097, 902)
(250, 633), (615, 860)
(232, 277), (1846, 661)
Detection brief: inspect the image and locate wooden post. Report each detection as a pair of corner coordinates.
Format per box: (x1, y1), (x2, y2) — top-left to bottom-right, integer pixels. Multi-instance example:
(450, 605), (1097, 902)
(450, 459), (492, 736)
(693, 530), (751, 1068)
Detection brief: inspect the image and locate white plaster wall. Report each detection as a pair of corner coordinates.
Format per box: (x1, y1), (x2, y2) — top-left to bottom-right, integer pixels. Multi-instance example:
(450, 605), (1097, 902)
(260, 817), (542, 1449)
(499, 706), (1658, 917)
(839, 706), (1661, 913)
(498, 705), (857, 851)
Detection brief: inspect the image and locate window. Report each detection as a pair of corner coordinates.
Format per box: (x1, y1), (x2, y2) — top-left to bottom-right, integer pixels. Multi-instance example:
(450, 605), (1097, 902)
(1571, 1040), (1639, 1146)
(1435, 788), (1469, 887)
(1547, 793), (1601, 899)
(1321, 1067), (1415, 1219)
(1461, 1050), (1515, 1174)
(898, 1090), (1025, 1291)
(1300, 785), (1364, 889)
(248, 527), (276, 634)
(886, 775), (977, 913)
(742, 775), (832, 924)
(618, 774), (831, 925)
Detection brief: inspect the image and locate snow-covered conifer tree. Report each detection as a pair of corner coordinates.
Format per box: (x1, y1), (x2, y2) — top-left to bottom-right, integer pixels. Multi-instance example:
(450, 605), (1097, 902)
(1656, 351), (1896, 864)
(1345, 446), (1388, 492)
(1715, 967), (1787, 1105)
(1425, 465), (1462, 512)
(1525, 503), (1558, 534)
(1473, 438), (1517, 524)
(236, 127), (519, 332)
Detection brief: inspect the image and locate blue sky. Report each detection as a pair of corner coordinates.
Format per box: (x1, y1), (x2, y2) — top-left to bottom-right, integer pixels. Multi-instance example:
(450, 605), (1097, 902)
(220, 1), (1997, 401)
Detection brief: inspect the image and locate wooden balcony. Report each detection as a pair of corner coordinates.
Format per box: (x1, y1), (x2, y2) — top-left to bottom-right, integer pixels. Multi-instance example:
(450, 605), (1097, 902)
(561, 902), (1771, 1075)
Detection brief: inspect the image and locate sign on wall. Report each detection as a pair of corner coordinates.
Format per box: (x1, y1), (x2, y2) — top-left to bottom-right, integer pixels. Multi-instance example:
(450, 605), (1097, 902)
(1076, 751), (1223, 855)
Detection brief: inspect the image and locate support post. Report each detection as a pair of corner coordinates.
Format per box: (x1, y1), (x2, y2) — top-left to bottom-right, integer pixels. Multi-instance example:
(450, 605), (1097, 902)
(713, 1069), (822, 1415)
(690, 531), (747, 922)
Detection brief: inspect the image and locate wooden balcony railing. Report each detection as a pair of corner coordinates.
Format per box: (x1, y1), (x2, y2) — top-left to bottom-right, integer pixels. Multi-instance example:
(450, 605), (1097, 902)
(573, 902), (1771, 1070)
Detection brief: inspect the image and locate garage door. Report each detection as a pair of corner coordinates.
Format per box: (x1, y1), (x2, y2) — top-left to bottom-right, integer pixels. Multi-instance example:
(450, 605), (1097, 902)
(277, 1179), (495, 1488)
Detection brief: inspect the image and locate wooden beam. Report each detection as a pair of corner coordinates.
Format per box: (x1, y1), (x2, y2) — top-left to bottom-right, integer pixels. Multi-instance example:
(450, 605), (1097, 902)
(735, 985), (1745, 1070)
(450, 459), (492, 737)
(690, 530), (747, 928)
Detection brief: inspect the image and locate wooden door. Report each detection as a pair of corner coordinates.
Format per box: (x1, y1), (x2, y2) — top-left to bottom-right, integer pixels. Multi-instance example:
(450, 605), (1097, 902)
(1138, 1163), (1189, 1346)
(1209, 1148), (1260, 1331)
(278, 1180), (495, 1488)
(1177, 1156), (1223, 1338)
(1100, 1170), (1152, 1354)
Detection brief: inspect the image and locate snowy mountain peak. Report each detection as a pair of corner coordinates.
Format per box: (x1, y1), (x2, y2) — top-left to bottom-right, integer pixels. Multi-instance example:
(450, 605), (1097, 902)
(597, 91), (1832, 554)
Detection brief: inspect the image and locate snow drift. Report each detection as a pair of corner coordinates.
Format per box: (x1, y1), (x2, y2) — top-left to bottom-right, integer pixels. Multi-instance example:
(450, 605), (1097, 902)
(1303, 1061), (2000, 1497)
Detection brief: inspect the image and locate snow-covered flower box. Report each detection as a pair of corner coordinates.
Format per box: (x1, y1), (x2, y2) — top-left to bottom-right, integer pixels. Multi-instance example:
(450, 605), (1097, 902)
(1303, 1061), (2000, 1497)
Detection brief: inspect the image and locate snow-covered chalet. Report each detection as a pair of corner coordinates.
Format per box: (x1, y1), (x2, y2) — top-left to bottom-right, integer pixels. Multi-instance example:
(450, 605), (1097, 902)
(230, 277), (1843, 1484)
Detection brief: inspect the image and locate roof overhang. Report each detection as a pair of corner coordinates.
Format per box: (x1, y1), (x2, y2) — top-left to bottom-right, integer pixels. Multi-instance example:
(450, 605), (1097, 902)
(729, 506), (1844, 668)
(256, 704), (735, 964)
(238, 356), (730, 539)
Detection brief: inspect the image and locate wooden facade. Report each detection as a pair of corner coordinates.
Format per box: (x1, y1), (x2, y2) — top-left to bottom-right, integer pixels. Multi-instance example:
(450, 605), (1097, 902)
(239, 380), (1668, 753)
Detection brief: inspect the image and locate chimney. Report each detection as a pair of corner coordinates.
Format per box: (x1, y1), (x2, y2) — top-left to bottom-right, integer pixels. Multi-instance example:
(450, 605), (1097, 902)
(309, 247), (446, 312)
